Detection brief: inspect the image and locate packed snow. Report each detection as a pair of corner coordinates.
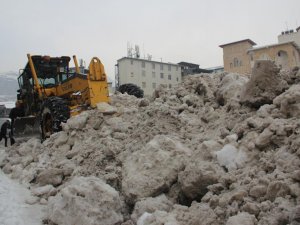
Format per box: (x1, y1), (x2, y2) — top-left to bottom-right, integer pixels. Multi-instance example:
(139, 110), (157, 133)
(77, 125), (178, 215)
(0, 148), (45, 225)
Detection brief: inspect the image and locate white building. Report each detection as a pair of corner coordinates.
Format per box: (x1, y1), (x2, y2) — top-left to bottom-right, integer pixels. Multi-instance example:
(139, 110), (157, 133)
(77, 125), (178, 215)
(278, 27), (300, 46)
(116, 57), (182, 96)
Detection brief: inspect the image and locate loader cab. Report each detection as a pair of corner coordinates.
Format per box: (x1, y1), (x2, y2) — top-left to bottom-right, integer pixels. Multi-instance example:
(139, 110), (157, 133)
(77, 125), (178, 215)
(17, 55), (75, 114)
(32, 55), (72, 87)
(19, 55), (74, 89)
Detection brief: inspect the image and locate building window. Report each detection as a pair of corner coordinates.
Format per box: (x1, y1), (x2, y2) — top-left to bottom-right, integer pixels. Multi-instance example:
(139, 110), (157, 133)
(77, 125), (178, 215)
(152, 72), (156, 78)
(169, 84), (172, 88)
(160, 64), (164, 70)
(142, 70), (146, 77)
(142, 82), (146, 88)
(250, 55), (253, 61)
(131, 72), (134, 77)
(168, 74), (171, 80)
(160, 73), (164, 79)
(233, 58), (239, 67)
(152, 63), (155, 69)
(142, 61), (145, 68)
(131, 60), (133, 65)
(176, 77), (179, 82)
(168, 65), (171, 71)
(152, 83), (156, 89)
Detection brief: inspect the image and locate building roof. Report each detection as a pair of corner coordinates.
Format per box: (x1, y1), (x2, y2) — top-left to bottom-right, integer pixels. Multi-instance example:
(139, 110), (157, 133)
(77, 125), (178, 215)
(297, 26), (300, 32)
(117, 57), (179, 67)
(178, 62), (199, 68)
(205, 66), (224, 70)
(219, 39), (257, 48)
(247, 41), (300, 52)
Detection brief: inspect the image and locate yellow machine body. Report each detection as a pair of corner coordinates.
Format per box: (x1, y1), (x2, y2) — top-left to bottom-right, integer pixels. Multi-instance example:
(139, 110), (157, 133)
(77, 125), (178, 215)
(14, 54), (110, 138)
(27, 54), (109, 116)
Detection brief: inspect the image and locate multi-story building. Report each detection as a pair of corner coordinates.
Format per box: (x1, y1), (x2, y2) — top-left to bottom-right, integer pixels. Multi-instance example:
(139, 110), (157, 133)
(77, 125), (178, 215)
(115, 57), (182, 96)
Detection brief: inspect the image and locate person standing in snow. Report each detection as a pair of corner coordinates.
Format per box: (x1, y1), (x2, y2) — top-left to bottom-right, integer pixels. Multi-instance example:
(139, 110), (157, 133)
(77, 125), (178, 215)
(0, 120), (13, 147)
(9, 100), (25, 138)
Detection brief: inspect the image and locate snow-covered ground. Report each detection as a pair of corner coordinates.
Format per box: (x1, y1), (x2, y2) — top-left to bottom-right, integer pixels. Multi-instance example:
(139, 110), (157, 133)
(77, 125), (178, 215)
(0, 147), (45, 225)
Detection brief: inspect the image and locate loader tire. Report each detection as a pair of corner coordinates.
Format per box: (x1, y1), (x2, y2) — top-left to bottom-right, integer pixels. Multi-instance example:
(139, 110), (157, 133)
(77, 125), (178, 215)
(118, 83), (144, 98)
(40, 97), (70, 140)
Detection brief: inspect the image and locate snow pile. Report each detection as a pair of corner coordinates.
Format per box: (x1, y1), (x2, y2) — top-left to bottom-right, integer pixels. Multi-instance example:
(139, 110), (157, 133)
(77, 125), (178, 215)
(1, 61), (300, 225)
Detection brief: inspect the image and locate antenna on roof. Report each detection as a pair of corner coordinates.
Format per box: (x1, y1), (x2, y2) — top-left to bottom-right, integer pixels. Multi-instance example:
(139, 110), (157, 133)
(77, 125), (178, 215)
(285, 21), (289, 31)
(135, 45), (140, 58)
(127, 42), (133, 58)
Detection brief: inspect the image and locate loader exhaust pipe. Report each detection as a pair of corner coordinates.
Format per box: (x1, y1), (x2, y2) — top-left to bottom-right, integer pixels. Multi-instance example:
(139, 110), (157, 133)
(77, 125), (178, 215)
(73, 55), (80, 74)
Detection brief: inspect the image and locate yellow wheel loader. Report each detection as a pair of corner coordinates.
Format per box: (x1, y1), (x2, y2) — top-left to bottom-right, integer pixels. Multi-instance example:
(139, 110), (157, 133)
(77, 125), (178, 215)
(13, 54), (109, 140)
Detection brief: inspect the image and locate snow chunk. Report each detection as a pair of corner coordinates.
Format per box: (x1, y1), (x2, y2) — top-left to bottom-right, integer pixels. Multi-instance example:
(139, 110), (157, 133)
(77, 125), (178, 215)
(240, 60), (288, 108)
(122, 135), (191, 203)
(47, 176), (123, 225)
(97, 102), (117, 115)
(226, 212), (257, 225)
(273, 84), (300, 117)
(216, 73), (248, 105)
(131, 194), (173, 222)
(216, 144), (248, 170)
(65, 111), (89, 130)
(137, 211), (179, 225)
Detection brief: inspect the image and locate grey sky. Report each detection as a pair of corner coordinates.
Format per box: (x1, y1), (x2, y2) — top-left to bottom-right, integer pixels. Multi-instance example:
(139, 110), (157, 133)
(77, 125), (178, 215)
(0, 0), (299, 80)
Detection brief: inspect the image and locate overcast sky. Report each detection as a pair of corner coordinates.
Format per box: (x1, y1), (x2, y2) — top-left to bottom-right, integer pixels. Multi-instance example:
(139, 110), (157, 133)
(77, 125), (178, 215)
(0, 0), (299, 80)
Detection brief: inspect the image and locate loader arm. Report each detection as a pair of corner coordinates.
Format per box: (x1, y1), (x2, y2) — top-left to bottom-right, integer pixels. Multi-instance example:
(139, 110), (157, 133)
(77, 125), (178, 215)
(27, 54), (43, 98)
(87, 57), (110, 107)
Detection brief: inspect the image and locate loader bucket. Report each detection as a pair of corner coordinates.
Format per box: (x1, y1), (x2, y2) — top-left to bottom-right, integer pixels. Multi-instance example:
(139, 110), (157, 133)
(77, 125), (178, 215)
(13, 116), (40, 138)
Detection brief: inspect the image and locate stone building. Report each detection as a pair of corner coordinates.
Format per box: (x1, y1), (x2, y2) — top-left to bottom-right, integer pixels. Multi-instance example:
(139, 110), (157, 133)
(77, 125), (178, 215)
(248, 42), (300, 70)
(219, 39), (257, 74)
(220, 27), (300, 74)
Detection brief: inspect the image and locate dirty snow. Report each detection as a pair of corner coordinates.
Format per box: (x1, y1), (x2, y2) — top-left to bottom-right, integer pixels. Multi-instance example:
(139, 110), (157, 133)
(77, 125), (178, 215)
(1, 60), (300, 225)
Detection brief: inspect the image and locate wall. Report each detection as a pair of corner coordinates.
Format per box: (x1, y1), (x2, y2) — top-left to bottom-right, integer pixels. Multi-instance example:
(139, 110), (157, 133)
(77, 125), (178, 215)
(222, 42), (254, 74)
(250, 43), (300, 69)
(278, 30), (300, 47)
(117, 58), (182, 96)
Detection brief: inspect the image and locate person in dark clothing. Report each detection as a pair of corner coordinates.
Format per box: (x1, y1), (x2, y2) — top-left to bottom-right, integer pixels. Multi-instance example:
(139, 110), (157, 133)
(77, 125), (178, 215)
(9, 100), (25, 138)
(0, 120), (12, 147)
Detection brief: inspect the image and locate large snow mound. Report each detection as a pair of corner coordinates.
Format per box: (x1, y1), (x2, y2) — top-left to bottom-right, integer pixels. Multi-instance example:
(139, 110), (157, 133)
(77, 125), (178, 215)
(1, 64), (300, 225)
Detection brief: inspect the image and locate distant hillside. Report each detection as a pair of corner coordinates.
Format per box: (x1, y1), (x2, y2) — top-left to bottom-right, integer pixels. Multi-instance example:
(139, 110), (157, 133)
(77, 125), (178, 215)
(0, 72), (18, 101)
